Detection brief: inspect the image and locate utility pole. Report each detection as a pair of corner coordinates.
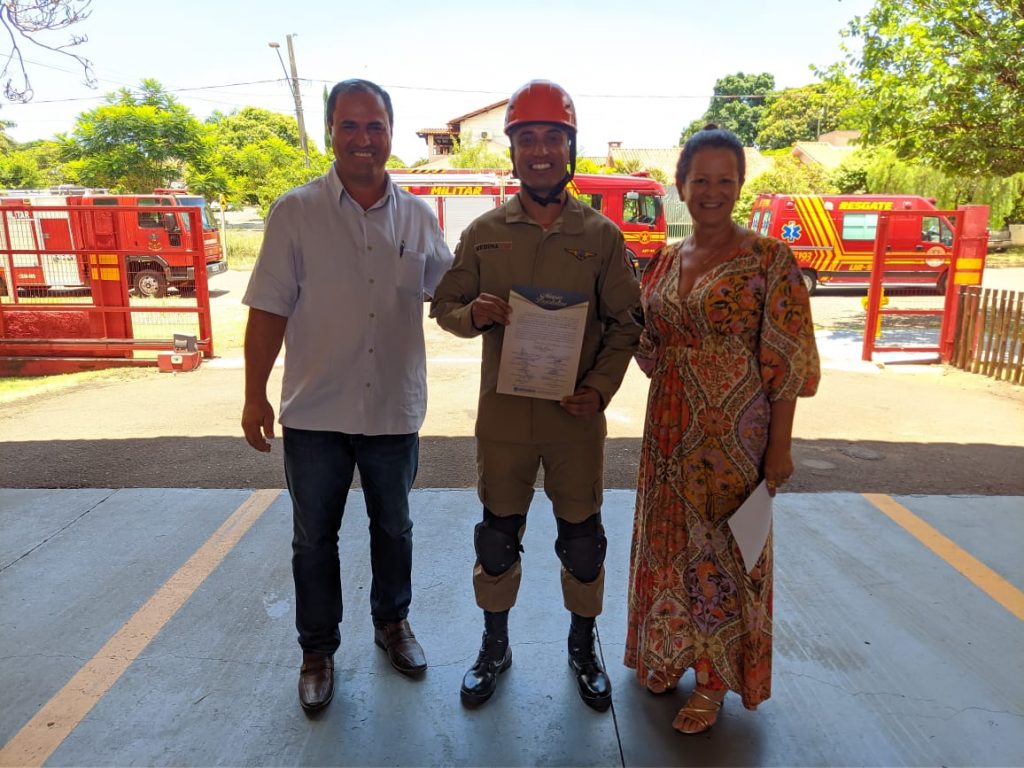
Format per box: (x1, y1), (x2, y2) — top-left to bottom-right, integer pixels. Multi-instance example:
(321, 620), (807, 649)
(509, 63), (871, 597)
(269, 36), (310, 167)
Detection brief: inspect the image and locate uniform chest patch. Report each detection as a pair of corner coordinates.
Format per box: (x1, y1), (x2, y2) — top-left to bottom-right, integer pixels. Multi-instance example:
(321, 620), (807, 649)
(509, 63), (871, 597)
(565, 248), (597, 261)
(475, 241), (513, 252)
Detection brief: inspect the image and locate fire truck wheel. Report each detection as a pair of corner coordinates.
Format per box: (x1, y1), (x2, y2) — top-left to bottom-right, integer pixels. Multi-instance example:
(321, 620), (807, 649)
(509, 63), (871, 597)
(132, 269), (168, 298)
(801, 269), (818, 295)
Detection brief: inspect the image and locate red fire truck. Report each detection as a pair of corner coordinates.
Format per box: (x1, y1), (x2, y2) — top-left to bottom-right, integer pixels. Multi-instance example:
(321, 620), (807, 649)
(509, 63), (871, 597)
(749, 193), (987, 294)
(388, 170), (667, 270)
(0, 191), (226, 298)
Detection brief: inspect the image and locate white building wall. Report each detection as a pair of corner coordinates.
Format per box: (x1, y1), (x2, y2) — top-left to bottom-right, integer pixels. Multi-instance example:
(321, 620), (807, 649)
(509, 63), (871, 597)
(461, 112), (509, 152)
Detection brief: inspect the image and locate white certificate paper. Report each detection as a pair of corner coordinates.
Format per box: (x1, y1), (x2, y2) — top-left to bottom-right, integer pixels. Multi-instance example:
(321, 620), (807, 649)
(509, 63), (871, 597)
(496, 286), (589, 401)
(728, 480), (773, 574)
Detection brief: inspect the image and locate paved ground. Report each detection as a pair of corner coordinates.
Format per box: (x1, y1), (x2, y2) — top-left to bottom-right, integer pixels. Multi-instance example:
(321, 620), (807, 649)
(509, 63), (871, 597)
(1, 488), (1022, 767)
(1, 267), (1022, 494)
(2, 254), (1022, 767)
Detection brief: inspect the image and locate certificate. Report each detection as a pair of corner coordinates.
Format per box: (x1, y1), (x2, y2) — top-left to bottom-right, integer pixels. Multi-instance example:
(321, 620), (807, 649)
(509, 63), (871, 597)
(727, 481), (773, 574)
(496, 285), (589, 401)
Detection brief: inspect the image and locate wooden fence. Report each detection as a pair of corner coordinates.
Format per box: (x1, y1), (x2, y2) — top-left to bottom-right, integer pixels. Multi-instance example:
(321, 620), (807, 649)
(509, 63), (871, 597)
(951, 286), (1024, 384)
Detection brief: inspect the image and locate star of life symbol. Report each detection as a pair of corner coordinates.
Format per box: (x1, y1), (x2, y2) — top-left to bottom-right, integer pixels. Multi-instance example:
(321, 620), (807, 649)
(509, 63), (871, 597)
(781, 221), (802, 242)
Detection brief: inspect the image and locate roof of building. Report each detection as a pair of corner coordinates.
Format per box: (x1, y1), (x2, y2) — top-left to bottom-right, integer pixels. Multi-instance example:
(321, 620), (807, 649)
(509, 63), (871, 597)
(792, 142), (858, 170)
(816, 130), (861, 147)
(416, 128), (454, 138)
(447, 99), (509, 126)
(579, 146), (774, 184)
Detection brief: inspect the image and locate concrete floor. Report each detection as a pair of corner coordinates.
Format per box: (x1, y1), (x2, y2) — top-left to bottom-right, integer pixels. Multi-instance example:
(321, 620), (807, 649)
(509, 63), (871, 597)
(1, 488), (1022, 767)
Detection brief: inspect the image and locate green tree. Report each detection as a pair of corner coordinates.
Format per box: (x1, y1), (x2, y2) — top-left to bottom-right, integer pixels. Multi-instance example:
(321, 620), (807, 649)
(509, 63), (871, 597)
(734, 155), (837, 225)
(0, 150), (45, 187)
(63, 79), (208, 192)
(680, 72), (775, 146)
(755, 76), (860, 149)
(0, 118), (16, 154)
(606, 157), (668, 185)
(203, 107), (328, 206)
(862, 147), (1024, 228)
(575, 156), (604, 174)
(829, 150), (872, 194)
(448, 134), (512, 170)
(206, 107), (299, 149)
(225, 135), (328, 214)
(0, 139), (66, 187)
(845, 0), (1024, 177)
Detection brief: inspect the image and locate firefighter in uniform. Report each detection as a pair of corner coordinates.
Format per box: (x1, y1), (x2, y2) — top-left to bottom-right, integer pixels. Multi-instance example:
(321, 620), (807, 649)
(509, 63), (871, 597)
(430, 80), (641, 710)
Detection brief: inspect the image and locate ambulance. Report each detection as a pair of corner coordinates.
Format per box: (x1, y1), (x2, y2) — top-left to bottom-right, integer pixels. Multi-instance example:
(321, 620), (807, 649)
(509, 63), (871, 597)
(749, 193), (963, 294)
(389, 170), (666, 271)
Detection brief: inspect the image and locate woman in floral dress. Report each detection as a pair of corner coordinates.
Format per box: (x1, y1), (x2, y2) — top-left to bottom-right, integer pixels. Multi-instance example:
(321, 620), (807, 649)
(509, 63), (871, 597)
(624, 125), (820, 734)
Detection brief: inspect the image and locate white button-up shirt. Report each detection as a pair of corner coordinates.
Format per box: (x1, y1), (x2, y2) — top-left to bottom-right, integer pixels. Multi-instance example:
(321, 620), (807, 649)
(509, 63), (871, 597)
(243, 164), (454, 435)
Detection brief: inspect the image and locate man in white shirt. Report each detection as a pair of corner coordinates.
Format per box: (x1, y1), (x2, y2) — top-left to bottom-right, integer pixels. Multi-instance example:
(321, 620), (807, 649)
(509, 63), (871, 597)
(241, 79), (453, 713)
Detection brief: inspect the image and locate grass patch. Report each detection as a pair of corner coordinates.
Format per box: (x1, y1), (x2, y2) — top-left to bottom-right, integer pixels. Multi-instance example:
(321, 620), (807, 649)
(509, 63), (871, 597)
(0, 368), (150, 404)
(986, 245), (1024, 269)
(212, 274), (251, 357)
(224, 230), (263, 271)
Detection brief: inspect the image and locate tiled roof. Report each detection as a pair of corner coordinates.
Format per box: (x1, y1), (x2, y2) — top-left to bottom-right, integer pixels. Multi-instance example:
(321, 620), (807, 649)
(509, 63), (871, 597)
(580, 146), (773, 184)
(792, 142), (858, 170)
(447, 99), (509, 125)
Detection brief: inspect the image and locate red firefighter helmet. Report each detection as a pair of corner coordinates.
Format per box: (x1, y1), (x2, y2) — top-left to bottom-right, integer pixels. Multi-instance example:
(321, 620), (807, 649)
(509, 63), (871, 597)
(504, 80), (577, 136)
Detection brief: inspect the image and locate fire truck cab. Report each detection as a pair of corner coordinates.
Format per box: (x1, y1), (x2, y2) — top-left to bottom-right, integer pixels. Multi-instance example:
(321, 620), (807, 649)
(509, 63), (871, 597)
(749, 193), (959, 294)
(388, 170), (666, 271)
(0, 190), (226, 298)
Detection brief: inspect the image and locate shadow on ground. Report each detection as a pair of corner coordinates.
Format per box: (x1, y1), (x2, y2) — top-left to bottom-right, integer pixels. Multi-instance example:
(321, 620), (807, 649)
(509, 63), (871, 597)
(1, 437), (1021, 495)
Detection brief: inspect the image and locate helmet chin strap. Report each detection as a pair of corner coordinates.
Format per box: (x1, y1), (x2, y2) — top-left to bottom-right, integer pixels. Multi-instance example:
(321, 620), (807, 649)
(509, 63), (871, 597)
(523, 173), (571, 207)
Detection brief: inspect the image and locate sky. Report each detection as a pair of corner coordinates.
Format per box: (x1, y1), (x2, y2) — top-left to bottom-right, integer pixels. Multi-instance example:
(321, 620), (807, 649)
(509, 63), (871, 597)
(1, 0), (875, 165)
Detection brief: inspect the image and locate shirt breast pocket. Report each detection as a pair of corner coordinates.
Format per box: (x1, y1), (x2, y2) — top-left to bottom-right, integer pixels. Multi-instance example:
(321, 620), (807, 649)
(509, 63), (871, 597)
(396, 248), (427, 297)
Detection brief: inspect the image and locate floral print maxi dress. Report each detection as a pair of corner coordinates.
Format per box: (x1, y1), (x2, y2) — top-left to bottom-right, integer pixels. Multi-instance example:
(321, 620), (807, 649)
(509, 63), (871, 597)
(624, 236), (820, 709)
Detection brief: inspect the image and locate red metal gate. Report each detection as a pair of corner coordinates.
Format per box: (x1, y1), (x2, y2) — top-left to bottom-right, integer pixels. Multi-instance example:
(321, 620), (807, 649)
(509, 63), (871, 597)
(0, 203), (215, 375)
(861, 205), (989, 363)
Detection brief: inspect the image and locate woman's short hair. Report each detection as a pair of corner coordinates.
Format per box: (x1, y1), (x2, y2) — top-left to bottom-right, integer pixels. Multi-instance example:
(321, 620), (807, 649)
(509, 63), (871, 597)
(675, 123), (746, 187)
(326, 79), (394, 129)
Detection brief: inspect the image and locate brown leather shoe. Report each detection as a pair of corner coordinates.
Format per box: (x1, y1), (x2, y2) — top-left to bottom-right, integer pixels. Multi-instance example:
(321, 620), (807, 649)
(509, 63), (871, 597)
(298, 652), (334, 712)
(374, 619), (427, 676)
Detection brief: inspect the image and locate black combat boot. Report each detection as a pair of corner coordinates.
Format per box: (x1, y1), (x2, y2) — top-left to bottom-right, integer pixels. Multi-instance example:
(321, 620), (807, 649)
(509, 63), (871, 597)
(568, 613), (612, 711)
(460, 610), (512, 707)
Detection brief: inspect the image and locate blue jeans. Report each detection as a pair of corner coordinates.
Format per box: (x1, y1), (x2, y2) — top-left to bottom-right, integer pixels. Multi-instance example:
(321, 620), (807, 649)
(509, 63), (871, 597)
(283, 428), (419, 655)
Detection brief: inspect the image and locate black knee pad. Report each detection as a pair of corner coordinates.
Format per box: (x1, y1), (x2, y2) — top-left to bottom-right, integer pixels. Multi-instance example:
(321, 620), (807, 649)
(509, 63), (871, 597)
(555, 514), (607, 583)
(474, 509), (524, 577)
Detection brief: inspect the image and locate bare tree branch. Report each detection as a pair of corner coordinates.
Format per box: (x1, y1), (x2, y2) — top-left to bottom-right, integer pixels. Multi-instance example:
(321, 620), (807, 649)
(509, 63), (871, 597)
(0, 0), (95, 103)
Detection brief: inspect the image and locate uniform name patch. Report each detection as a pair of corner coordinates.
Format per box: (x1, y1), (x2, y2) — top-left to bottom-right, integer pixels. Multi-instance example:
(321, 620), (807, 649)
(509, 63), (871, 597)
(475, 242), (513, 252)
(565, 248), (597, 260)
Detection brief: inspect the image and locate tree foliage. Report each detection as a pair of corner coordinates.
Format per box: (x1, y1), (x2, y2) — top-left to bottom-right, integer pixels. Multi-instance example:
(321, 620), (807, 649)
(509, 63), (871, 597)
(680, 73), (775, 146)
(447, 134), (511, 170)
(845, 0), (1024, 177)
(0, 0), (95, 102)
(860, 147), (1024, 228)
(63, 79), (208, 192)
(829, 151), (872, 194)
(202, 107), (328, 210)
(206, 107), (299, 150)
(734, 155), (837, 225)
(0, 139), (64, 188)
(755, 75), (860, 149)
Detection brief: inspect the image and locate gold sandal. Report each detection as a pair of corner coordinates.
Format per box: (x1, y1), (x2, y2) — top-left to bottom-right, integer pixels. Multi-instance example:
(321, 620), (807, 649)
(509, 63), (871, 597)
(645, 669), (678, 695)
(672, 688), (725, 735)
